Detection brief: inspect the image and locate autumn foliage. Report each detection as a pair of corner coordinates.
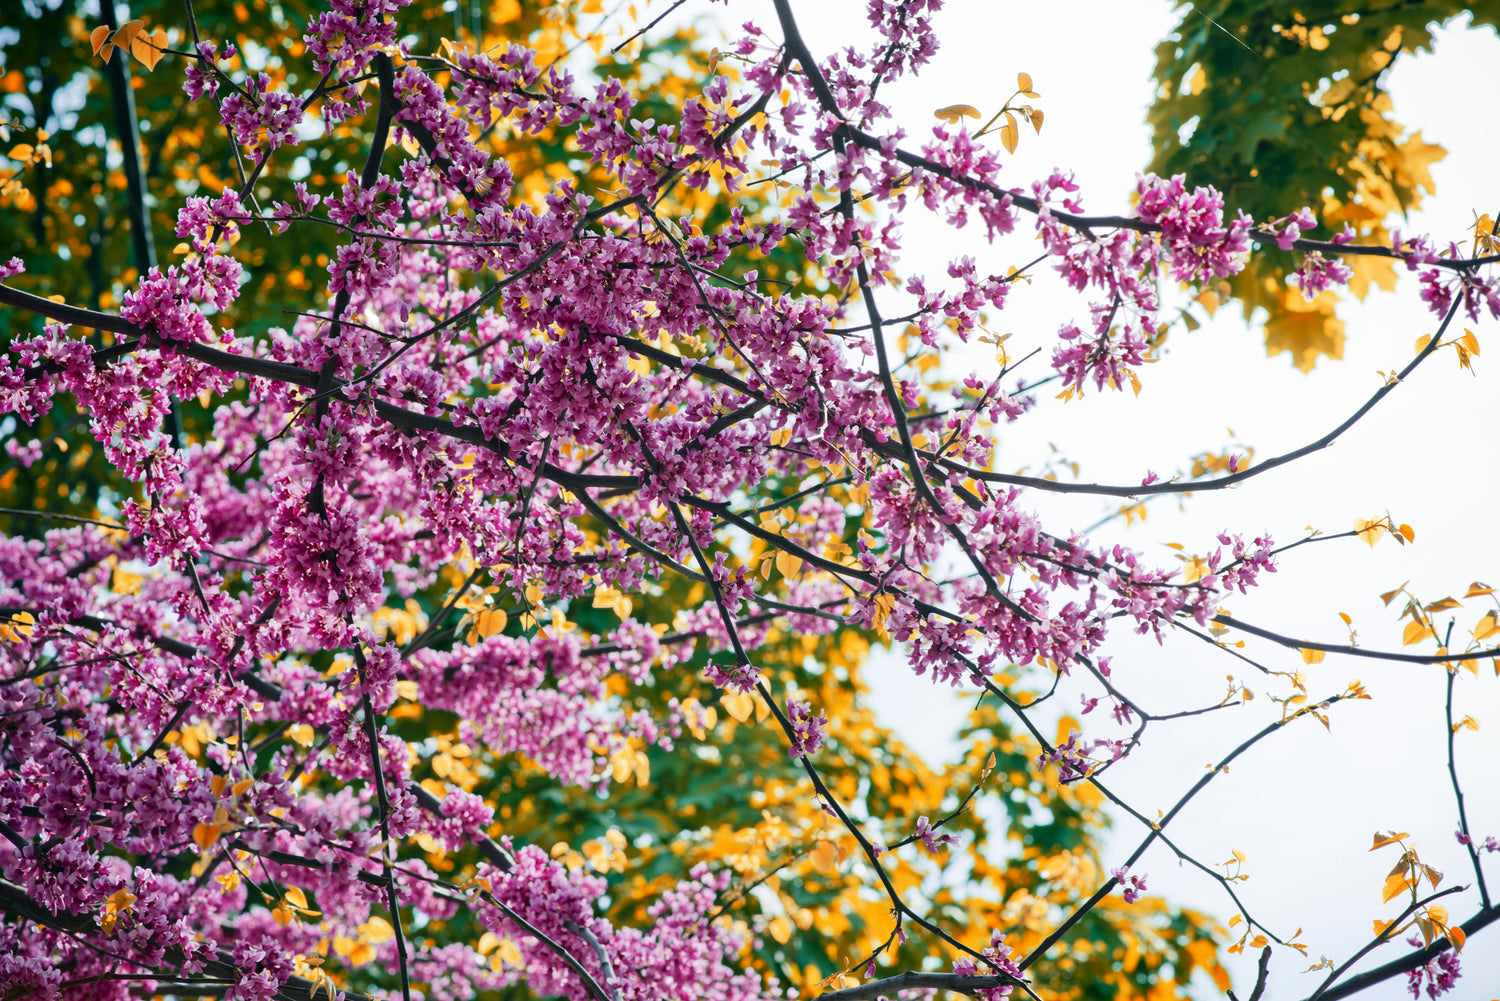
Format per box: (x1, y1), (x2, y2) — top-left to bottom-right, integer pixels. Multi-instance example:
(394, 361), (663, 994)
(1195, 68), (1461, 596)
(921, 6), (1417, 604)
(0, 2), (1497, 1001)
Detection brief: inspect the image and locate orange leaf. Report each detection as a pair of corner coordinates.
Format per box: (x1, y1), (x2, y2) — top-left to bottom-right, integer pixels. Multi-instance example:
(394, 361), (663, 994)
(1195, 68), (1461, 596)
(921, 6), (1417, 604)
(113, 20), (143, 53)
(1382, 872), (1410, 903)
(131, 29), (169, 72)
(1371, 830), (1409, 850)
(192, 822), (220, 850)
(90, 25), (112, 55)
(1016, 71), (1033, 93)
(1464, 582), (1494, 597)
(1300, 647), (1325, 664)
(1402, 620), (1431, 646)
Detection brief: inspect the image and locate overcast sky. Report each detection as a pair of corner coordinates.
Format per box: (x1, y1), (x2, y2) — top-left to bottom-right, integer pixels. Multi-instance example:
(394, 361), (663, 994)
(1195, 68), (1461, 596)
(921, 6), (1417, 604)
(724, 2), (1500, 997)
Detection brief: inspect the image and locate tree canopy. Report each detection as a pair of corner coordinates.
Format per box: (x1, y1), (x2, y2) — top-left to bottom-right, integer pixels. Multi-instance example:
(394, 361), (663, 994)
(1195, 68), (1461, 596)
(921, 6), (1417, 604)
(0, 2), (1496, 1001)
(1148, 0), (1500, 371)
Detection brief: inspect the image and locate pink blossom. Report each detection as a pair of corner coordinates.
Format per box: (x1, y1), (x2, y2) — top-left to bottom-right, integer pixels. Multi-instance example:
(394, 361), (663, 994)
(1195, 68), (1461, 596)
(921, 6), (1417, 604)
(1111, 866), (1148, 904)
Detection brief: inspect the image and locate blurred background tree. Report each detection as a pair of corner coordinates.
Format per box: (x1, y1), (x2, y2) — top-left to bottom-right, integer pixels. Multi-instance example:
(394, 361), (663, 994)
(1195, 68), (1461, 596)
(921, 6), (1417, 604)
(1148, 0), (1499, 371)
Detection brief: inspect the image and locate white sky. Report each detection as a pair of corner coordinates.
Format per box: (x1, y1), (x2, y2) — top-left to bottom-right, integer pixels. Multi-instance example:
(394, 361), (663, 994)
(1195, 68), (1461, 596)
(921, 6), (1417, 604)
(714, 2), (1500, 998)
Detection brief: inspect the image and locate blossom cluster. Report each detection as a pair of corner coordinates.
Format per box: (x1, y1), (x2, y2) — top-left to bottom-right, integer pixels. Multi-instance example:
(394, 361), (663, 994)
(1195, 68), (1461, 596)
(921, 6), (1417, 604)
(1405, 935), (1461, 999)
(950, 929), (1023, 1000)
(1110, 866), (1149, 905)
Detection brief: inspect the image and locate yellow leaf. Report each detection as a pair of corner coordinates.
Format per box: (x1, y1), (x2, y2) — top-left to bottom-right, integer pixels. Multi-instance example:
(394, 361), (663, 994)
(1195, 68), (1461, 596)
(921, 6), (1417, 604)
(809, 840), (837, 874)
(633, 751), (649, 786)
(1029, 108), (1044, 134)
(1474, 612), (1500, 642)
(1016, 72), (1033, 93)
(1464, 582), (1494, 598)
(1262, 288), (1344, 372)
(722, 691), (754, 722)
(360, 916), (395, 943)
(285, 886), (310, 910)
(1354, 517), (1383, 547)
(1000, 113), (1018, 154)
(1402, 620), (1431, 646)
(933, 104), (981, 124)
(1373, 918), (1393, 937)
(472, 606), (506, 637)
(1460, 329), (1480, 356)
(1382, 872), (1410, 903)
(1300, 647), (1325, 664)
(768, 914), (793, 944)
(1424, 597), (1460, 612)
(1370, 830), (1409, 850)
(1415, 334), (1433, 356)
(105, 887), (137, 915)
(775, 550), (802, 578)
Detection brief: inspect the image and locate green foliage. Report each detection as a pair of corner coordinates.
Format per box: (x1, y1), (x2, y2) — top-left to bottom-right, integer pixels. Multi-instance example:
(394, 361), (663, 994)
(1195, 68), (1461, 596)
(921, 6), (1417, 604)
(1149, 1), (1497, 370)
